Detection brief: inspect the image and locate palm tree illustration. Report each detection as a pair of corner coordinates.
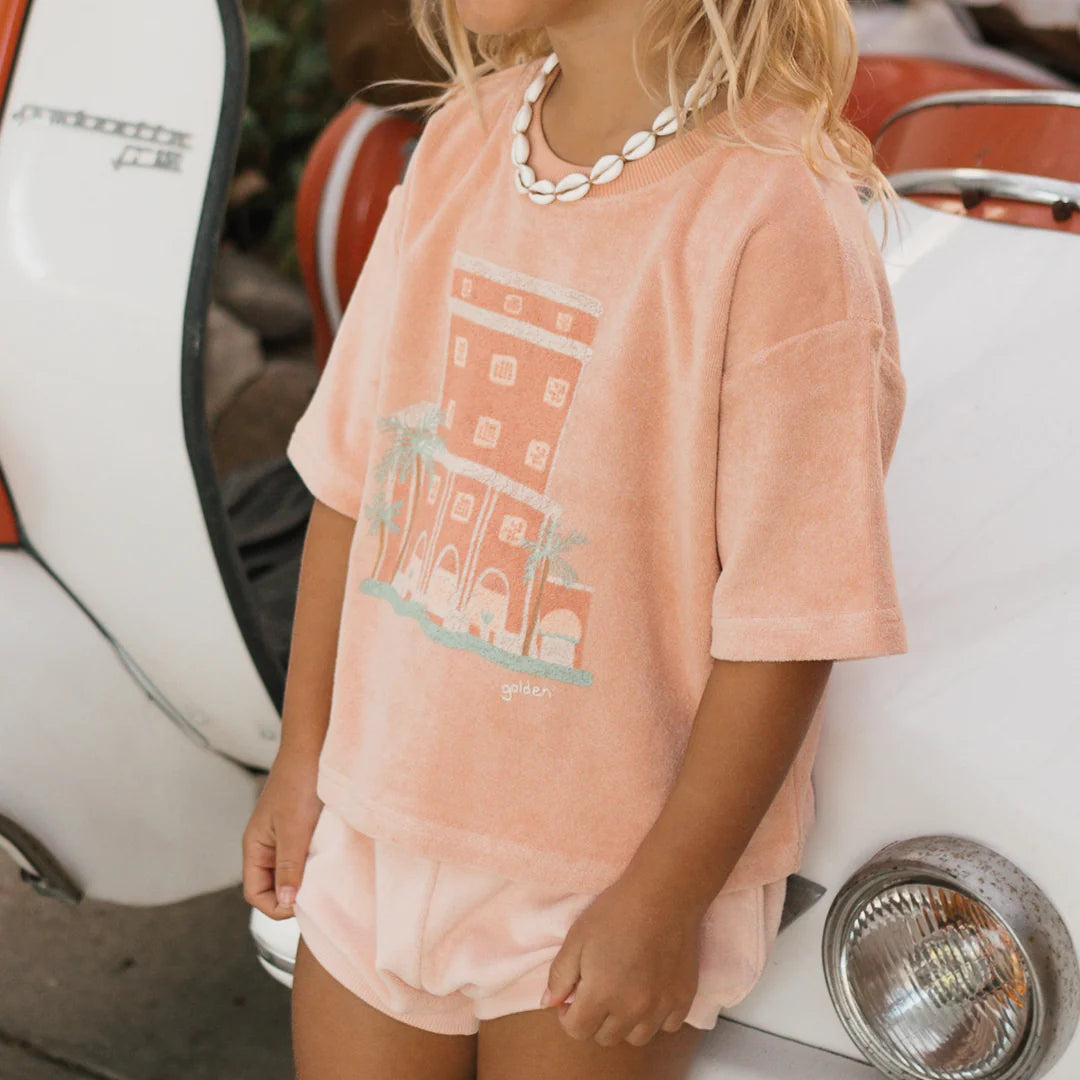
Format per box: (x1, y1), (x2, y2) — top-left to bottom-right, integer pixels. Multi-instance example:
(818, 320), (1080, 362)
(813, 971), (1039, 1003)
(518, 519), (587, 658)
(375, 404), (446, 583)
(363, 490), (403, 577)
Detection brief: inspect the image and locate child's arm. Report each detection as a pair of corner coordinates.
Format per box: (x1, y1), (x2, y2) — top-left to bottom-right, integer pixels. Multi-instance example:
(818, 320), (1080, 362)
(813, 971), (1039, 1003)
(541, 659), (832, 1045)
(241, 498), (356, 920)
(622, 657), (832, 912)
(278, 499), (357, 763)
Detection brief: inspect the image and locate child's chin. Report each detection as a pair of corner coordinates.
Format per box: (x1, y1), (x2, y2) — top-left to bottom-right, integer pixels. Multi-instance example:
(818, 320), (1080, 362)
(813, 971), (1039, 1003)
(454, 0), (558, 37)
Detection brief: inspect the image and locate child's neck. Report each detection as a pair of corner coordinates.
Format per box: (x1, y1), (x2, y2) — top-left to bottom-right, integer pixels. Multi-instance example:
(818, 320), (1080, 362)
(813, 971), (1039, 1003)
(542, 14), (720, 169)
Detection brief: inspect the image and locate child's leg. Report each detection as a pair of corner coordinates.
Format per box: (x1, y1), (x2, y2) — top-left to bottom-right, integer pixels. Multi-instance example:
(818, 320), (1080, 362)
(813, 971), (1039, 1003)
(292, 936), (479, 1080)
(476, 1008), (704, 1080)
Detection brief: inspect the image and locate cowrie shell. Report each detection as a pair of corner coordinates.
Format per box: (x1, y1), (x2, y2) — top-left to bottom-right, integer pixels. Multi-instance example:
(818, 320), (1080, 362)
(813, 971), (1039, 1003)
(684, 75), (721, 110)
(589, 154), (624, 185)
(652, 105), (679, 137)
(512, 102), (532, 134)
(554, 172), (591, 201)
(524, 74), (547, 104)
(511, 132), (530, 166)
(527, 178), (556, 204)
(622, 129), (656, 160)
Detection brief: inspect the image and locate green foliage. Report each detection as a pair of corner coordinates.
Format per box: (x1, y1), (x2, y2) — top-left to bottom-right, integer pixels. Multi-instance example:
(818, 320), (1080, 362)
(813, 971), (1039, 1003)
(230, 0), (345, 278)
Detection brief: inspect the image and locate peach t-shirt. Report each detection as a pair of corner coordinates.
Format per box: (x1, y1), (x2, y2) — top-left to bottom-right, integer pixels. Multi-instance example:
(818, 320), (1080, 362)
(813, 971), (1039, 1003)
(286, 56), (908, 898)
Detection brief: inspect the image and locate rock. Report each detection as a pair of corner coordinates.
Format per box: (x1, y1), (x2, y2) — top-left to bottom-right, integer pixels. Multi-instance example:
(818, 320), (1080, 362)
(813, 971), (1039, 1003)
(213, 245), (313, 345)
(203, 303), (265, 429)
(210, 359), (320, 477)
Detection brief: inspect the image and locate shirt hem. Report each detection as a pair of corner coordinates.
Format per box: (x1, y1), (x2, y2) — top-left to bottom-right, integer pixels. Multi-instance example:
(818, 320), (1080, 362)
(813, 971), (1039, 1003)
(710, 606), (908, 661)
(316, 766), (807, 913)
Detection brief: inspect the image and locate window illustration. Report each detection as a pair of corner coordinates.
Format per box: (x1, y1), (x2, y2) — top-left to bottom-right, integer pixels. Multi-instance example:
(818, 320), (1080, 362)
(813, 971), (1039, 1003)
(360, 251), (604, 687)
(490, 353), (517, 386)
(451, 491), (475, 522)
(499, 514), (528, 544)
(474, 415), (501, 449)
(525, 440), (550, 471)
(544, 377), (569, 408)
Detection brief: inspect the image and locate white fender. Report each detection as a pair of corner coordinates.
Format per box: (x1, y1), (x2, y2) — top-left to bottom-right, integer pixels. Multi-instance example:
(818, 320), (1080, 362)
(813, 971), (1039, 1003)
(725, 200), (1080, 1078)
(0, 548), (258, 903)
(0, 0), (283, 768)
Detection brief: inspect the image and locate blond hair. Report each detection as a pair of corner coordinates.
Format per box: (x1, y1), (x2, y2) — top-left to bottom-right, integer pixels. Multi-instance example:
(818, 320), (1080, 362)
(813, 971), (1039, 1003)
(370, 0), (899, 236)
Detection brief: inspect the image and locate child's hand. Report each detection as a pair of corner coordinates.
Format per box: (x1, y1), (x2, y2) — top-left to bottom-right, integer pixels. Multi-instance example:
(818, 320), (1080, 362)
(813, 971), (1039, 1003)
(540, 876), (703, 1046)
(241, 748), (322, 920)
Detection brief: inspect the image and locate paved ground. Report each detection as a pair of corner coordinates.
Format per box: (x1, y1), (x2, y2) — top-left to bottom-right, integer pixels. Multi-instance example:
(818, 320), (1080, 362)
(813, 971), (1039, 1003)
(0, 857), (293, 1080)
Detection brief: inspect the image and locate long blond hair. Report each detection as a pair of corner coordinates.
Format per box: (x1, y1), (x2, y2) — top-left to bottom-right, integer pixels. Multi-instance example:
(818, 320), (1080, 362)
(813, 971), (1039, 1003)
(370, 0), (898, 231)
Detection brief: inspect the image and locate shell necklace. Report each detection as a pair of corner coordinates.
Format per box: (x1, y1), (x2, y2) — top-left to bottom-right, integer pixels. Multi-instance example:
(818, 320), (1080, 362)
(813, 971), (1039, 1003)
(511, 51), (723, 204)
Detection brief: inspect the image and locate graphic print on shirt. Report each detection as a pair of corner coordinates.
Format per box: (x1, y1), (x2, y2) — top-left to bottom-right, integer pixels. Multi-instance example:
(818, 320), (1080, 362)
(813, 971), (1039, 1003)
(359, 251), (602, 687)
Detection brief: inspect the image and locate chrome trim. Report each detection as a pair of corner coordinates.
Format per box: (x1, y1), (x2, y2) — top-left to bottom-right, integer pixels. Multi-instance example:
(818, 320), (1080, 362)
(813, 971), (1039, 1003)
(0, 814), (82, 903)
(822, 835), (1080, 1080)
(889, 168), (1080, 209)
(878, 88), (1080, 140)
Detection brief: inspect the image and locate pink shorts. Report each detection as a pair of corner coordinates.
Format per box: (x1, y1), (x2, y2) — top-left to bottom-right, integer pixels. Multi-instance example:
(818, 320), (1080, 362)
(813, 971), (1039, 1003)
(292, 803), (787, 1035)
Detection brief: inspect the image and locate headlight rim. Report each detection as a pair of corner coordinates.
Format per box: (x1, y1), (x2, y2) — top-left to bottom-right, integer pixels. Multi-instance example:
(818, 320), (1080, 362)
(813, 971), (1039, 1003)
(821, 834), (1080, 1080)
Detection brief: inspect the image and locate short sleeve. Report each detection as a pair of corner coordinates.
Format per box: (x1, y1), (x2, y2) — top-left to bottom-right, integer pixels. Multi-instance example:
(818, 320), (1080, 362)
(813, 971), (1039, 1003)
(285, 181), (405, 519)
(709, 317), (908, 662)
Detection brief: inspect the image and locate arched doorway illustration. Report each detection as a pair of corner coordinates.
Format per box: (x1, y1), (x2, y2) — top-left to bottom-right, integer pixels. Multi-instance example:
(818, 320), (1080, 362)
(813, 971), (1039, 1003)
(535, 608), (581, 668)
(400, 531), (428, 600)
(466, 568), (510, 644)
(427, 545), (460, 617)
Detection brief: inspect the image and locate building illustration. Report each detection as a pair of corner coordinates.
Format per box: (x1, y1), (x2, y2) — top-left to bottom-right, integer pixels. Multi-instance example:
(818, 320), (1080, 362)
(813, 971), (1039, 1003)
(359, 251), (603, 686)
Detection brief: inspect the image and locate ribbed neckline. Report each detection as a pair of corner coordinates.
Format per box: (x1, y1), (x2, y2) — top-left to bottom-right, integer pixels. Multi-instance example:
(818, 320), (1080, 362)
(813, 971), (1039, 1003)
(516, 55), (750, 199)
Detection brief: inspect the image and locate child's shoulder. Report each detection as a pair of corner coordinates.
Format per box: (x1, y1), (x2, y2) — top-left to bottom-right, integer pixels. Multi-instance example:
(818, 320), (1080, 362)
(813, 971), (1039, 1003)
(709, 105), (894, 351)
(713, 104), (871, 244)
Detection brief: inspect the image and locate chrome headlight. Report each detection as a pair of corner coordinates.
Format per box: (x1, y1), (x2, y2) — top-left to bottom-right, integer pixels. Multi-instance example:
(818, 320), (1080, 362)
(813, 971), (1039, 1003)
(823, 836), (1079, 1080)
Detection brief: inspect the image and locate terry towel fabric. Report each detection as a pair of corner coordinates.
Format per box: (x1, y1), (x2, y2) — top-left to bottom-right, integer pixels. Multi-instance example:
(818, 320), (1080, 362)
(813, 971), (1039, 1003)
(286, 54), (909, 898)
(292, 802), (788, 1034)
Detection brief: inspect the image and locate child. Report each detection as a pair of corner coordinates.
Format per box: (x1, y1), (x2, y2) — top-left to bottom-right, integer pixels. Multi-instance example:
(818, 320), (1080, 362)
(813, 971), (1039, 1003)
(242, 0), (908, 1076)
